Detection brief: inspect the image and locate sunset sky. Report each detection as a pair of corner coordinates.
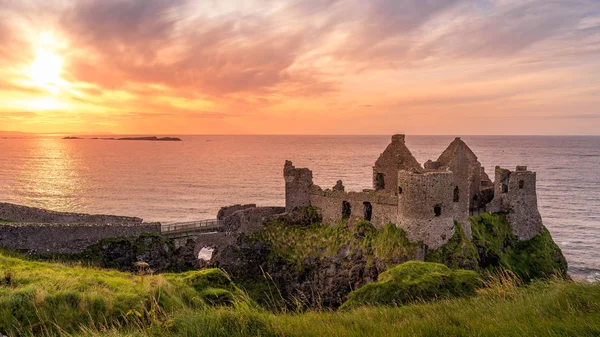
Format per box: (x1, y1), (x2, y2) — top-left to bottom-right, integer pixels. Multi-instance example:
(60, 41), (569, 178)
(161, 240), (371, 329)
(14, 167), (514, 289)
(0, 0), (599, 135)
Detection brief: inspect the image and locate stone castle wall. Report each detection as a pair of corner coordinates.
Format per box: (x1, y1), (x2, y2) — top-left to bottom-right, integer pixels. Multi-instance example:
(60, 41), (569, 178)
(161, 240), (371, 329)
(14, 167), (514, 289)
(284, 161), (313, 212)
(487, 166), (544, 240)
(396, 170), (467, 249)
(0, 222), (160, 254)
(310, 186), (398, 227)
(0, 202), (143, 223)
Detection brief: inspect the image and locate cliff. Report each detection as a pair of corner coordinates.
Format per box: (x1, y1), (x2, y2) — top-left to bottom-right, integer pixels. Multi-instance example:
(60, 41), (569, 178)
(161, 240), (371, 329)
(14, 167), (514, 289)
(211, 207), (568, 309)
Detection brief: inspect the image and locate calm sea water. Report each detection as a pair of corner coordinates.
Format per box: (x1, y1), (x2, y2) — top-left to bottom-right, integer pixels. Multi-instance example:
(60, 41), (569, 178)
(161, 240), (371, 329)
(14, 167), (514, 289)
(1, 135), (598, 279)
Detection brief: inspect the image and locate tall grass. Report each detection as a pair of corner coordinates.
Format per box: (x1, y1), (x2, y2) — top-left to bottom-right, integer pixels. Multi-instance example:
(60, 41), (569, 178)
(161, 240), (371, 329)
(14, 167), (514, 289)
(40, 279), (600, 337)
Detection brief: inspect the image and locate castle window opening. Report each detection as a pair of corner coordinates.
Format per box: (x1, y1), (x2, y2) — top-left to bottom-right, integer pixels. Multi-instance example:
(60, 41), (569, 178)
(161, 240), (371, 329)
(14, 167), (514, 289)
(502, 183), (508, 194)
(434, 205), (442, 217)
(398, 186), (403, 194)
(363, 202), (372, 221)
(519, 180), (525, 189)
(453, 186), (459, 202)
(342, 201), (352, 219)
(375, 173), (385, 191)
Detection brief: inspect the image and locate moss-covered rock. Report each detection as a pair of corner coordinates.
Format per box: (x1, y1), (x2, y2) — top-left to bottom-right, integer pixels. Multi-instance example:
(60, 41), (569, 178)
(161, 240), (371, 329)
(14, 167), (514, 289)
(426, 221), (479, 270)
(78, 233), (199, 273)
(341, 261), (483, 309)
(471, 213), (567, 280)
(213, 221), (423, 308)
(428, 213), (568, 281)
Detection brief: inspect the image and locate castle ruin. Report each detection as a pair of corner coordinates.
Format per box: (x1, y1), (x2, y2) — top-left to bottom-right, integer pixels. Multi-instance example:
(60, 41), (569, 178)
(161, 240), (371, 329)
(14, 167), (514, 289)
(284, 135), (544, 249)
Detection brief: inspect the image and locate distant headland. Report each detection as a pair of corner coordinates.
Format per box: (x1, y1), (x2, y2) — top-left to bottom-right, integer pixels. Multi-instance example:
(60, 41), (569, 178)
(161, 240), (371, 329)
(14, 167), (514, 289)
(63, 136), (182, 141)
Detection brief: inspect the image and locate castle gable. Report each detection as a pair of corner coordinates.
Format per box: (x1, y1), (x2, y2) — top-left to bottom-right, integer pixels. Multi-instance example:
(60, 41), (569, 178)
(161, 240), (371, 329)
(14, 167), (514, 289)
(436, 137), (479, 168)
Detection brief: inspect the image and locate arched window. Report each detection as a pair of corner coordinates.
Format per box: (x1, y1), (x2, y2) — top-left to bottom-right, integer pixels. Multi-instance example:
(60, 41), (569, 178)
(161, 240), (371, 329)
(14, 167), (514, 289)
(453, 186), (459, 202)
(434, 205), (442, 217)
(519, 180), (525, 189)
(342, 201), (351, 219)
(363, 202), (372, 221)
(398, 186), (403, 194)
(375, 173), (385, 191)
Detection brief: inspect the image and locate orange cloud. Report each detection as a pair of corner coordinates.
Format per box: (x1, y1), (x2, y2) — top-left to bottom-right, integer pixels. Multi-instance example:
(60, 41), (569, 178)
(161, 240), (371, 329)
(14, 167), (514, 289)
(0, 0), (599, 134)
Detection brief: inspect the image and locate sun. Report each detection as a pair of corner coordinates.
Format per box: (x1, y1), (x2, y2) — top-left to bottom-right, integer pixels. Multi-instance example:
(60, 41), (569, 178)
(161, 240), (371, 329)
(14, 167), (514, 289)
(26, 32), (66, 93)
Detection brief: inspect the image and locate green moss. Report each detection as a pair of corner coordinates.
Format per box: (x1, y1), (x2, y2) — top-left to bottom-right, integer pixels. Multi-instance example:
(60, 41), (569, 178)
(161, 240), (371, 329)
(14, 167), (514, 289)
(471, 213), (568, 280)
(340, 261), (483, 310)
(426, 221), (479, 270)
(429, 213), (567, 281)
(250, 220), (421, 271)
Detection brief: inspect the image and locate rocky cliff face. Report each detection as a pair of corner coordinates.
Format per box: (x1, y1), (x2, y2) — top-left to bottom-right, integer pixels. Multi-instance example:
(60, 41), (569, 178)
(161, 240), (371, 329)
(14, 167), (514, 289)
(210, 208), (567, 309)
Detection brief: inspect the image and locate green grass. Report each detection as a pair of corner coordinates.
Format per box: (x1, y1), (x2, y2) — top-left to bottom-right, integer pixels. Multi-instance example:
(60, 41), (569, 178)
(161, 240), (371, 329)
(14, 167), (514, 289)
(341, 261), (482, 310)
(251, 220), (421, 271)
(0, 252), (253, 336)
(1, 251), (599, 337)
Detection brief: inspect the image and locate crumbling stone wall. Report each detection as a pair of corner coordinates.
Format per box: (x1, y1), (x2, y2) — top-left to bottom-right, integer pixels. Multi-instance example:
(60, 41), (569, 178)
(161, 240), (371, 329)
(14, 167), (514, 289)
(217, 204), (257, 220)
(372, 134), (422, 195)
(487, 166), (544, 240)
(0, 222), (160, 254)
(396, 170), (467, 249)
(0, 202), (142, 223)
(284, 161), (313, 212)
(221, 206), (286, 235)
(310, 186), (398, 228)
(435, 138), (482, 212)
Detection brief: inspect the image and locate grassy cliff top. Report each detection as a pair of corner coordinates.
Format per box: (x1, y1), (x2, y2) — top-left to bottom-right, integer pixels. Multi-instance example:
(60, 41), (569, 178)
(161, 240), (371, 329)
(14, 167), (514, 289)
(1, 250), (599, 336)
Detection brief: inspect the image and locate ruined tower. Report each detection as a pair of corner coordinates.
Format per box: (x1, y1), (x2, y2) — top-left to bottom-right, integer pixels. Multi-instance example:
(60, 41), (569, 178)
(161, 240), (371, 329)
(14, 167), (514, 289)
(487, 166), (544, 240)
(284, 161), (313, 212)
(373, 134), (422, 195)
(396, 170), (465, 249)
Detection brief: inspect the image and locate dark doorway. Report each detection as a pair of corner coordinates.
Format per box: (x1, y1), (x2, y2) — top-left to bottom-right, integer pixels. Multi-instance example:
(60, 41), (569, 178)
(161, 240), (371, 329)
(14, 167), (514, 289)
(434, 204), (442, 217)
(363, 202), (373, 221)
(375, 173), (385, 191)
(342, 201), (351, 219)
(519, 180), (525, 189)
(453, 186), (459, 202)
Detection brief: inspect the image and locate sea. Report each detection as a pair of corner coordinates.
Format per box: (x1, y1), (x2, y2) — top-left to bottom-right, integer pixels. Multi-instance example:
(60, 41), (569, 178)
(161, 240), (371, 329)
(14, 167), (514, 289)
(1, 135), (598, 280)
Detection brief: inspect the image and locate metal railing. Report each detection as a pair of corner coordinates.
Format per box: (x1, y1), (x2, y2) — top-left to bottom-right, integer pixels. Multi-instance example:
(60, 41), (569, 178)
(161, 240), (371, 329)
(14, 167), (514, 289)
(161, 219), (224, 234)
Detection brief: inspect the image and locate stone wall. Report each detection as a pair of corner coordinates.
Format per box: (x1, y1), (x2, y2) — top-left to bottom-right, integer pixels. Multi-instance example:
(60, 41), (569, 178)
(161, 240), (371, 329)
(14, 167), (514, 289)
(221, 206), (286, 235)
(217, 204), (257, 220)
(487, 166), (544, 240)
(396, 170), (467, 249)
(310, 186), (398, 228)
(372, 134), (422, 195)
(0, 222), (160, 254)
(0, 202), (142, 223)
(284, 161), (313, 212)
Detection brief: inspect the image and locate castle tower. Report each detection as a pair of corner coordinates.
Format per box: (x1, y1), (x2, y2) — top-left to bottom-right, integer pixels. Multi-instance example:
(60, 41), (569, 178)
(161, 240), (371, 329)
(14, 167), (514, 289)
(284, 161), (313, 212)
(487, 166), (544, 240)
(435, 137), (482, 212)
(373, 134), (422, 195)
(396, 170), (468, 249)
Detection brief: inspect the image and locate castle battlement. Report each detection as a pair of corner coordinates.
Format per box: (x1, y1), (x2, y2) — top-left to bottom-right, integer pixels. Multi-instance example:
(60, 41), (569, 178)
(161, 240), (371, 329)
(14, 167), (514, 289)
(284, 135), (544, 249)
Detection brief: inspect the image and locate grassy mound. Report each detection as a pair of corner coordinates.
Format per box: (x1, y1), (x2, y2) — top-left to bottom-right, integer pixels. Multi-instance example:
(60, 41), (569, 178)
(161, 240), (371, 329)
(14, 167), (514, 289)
(0, 252), (251, 336)
(427, 213), (568, 280)
(341, 261), (482, 309)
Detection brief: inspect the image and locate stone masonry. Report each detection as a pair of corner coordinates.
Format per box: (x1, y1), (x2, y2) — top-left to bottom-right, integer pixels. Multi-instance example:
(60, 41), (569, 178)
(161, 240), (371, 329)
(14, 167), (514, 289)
(284, 134), (545, 249)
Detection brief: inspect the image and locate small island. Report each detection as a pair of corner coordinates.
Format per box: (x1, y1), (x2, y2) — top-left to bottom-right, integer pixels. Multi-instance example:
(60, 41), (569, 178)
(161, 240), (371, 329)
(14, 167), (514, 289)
(65, 136), (182, 141)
